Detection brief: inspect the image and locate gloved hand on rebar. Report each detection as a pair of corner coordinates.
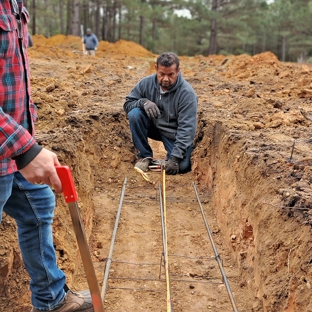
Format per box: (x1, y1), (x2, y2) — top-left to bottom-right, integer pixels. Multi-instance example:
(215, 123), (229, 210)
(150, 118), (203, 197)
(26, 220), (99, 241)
(165, 156), (180, 175)
(143, 100), (161, 119)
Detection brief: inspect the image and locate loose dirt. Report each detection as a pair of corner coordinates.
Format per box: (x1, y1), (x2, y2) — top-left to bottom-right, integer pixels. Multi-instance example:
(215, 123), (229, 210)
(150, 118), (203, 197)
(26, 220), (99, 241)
(1, 34), (312, 312)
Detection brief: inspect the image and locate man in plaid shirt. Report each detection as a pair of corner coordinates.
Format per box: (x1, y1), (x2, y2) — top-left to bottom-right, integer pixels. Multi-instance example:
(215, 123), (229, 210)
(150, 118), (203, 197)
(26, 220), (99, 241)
(0, 1), (94, 311)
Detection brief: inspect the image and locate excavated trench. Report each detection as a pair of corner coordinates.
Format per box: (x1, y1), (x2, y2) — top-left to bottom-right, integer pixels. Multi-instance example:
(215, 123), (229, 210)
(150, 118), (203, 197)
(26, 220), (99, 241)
(1, 106), (312, 312)
(1, 36), (312, 311)
(48, 114), (312, 312)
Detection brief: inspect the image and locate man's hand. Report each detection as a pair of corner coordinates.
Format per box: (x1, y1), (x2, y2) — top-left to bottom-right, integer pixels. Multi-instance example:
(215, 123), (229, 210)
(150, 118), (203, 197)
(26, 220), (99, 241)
(165, 156), (180, 175)
(19, 148), (63, 193)
(143, 100), (161, 119)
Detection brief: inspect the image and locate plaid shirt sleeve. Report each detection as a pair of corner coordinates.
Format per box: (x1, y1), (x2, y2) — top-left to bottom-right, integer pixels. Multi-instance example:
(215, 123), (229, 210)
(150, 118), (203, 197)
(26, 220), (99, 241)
(0, 0), (37, 175)
(0, 108), (35, 159)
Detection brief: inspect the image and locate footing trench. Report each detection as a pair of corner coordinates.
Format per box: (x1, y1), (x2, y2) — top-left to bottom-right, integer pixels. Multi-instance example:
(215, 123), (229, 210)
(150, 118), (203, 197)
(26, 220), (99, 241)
(80, 168), (249, 311)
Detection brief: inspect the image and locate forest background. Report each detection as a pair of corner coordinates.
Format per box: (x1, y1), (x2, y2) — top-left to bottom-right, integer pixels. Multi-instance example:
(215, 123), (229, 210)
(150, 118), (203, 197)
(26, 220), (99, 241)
(24, 0), (312, 63)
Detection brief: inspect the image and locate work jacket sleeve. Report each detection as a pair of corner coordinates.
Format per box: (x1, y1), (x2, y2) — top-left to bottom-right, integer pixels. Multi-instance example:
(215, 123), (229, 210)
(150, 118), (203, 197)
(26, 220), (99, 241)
(123, 77), (154, 114)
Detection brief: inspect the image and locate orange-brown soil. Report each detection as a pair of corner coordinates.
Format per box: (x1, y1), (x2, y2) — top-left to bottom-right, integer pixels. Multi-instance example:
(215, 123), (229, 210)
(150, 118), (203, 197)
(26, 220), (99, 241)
(1, 34), (312, 312)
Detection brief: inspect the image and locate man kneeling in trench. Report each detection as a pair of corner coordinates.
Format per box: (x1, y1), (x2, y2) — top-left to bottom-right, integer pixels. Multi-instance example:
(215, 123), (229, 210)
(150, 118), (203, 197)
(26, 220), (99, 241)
(123, 52), (198, 175)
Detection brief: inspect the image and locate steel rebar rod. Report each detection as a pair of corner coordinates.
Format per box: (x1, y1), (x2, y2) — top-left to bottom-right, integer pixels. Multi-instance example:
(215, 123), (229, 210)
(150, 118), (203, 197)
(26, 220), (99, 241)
(111, 259), (159, 266)
(168, 254), (215, 260)
(107, 276), (223, 284)
(289, 139), (296, 163)
(192, 182), (238, 312)
(101, 177), (127, 301)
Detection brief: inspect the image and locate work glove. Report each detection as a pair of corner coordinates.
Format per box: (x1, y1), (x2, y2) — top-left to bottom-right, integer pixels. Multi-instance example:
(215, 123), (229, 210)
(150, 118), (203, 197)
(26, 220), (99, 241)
(143, 100), (161, 119)
(165, 156), (180, 175)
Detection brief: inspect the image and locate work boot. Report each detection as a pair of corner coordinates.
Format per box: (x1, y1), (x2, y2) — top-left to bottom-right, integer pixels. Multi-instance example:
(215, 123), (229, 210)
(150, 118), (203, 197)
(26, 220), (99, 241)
(30, 289), (94, 312)
(134, 157), (153, 172)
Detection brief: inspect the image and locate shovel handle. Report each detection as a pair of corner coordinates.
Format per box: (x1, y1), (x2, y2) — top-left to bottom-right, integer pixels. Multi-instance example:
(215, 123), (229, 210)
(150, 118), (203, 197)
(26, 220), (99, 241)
(55, 166), (78, 203)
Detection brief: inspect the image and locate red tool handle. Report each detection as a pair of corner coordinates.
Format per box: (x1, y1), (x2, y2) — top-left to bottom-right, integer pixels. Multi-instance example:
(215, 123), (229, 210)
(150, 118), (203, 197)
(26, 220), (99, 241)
(55, 166), (78, 203)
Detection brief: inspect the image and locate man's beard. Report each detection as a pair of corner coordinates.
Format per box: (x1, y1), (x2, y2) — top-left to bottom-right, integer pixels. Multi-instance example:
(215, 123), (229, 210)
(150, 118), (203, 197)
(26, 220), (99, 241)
(160, 81), (172, 90)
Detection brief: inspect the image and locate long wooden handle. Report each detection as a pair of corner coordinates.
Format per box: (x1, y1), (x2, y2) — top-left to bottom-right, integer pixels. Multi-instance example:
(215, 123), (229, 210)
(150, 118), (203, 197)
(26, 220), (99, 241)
(56, 166), (104, 312)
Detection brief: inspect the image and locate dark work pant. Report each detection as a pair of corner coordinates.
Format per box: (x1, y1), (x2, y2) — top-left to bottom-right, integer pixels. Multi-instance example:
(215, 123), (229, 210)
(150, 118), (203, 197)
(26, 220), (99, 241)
(127, 107), (193, 173)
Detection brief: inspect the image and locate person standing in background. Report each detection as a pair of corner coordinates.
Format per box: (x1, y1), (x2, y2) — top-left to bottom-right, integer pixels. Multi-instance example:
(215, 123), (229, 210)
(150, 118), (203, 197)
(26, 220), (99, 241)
(0, 0), (94, 311)
(83, 28), (99, 56)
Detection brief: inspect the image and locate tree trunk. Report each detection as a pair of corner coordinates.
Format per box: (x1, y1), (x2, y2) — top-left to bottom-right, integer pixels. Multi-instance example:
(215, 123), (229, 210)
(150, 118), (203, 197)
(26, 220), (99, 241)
(112, 1), (117, 42)
(59, 0), (64, 34)
(102, 1), (109, 41)
(32, 0), (36, 35)
(95, 0), (101, 39)
(81, 1), (88, 35)
(107, 6), (112, 42)
(118, 4), (121, 40)
(102, 5), (107, 41)
(66, 0), (72, 35)
(282, 35), (286, 62)
(139, 0), (146, 46)
(71, 0), (80, 36)
(208, 0), (218, 55)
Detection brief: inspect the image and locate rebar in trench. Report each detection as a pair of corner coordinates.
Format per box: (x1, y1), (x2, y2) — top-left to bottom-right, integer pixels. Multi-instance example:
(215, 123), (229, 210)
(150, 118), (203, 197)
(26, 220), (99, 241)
(192, 182), (238, 312)
(101, 177), (127, 302)
(288, 139), (296, 163)
(159, 167), (173, 312)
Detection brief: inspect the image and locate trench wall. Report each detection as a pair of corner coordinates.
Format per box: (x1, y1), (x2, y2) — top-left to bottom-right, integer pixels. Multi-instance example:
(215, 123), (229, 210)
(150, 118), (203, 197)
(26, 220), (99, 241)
(195, 122), (312, 312)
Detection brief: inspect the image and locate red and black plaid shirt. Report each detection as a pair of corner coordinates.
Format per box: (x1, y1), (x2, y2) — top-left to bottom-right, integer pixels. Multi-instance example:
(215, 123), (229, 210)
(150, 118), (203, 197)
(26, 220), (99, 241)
(0, 0), (37, 176)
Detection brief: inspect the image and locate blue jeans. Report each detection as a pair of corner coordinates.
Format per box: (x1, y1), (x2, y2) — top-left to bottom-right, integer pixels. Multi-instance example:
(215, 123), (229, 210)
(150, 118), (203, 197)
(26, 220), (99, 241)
(0, 172), (66, 311)
(128, 108), (193, 173)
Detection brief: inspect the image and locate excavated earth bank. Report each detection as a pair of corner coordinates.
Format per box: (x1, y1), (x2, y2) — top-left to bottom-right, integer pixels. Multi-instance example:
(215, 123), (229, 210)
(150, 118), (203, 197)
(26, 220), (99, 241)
(1, 35), (312, 311)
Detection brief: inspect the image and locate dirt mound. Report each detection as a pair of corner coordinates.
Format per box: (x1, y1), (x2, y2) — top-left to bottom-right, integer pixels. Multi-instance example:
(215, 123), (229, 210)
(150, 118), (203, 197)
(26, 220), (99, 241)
(98, 39), (155, 57)
(29, 34), (155, 59)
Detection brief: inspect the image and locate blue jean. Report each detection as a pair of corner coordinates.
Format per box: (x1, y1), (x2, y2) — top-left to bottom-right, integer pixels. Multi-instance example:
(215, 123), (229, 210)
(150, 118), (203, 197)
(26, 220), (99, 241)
(128, 108), (193, 173)
(0, 172), (66, 311)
